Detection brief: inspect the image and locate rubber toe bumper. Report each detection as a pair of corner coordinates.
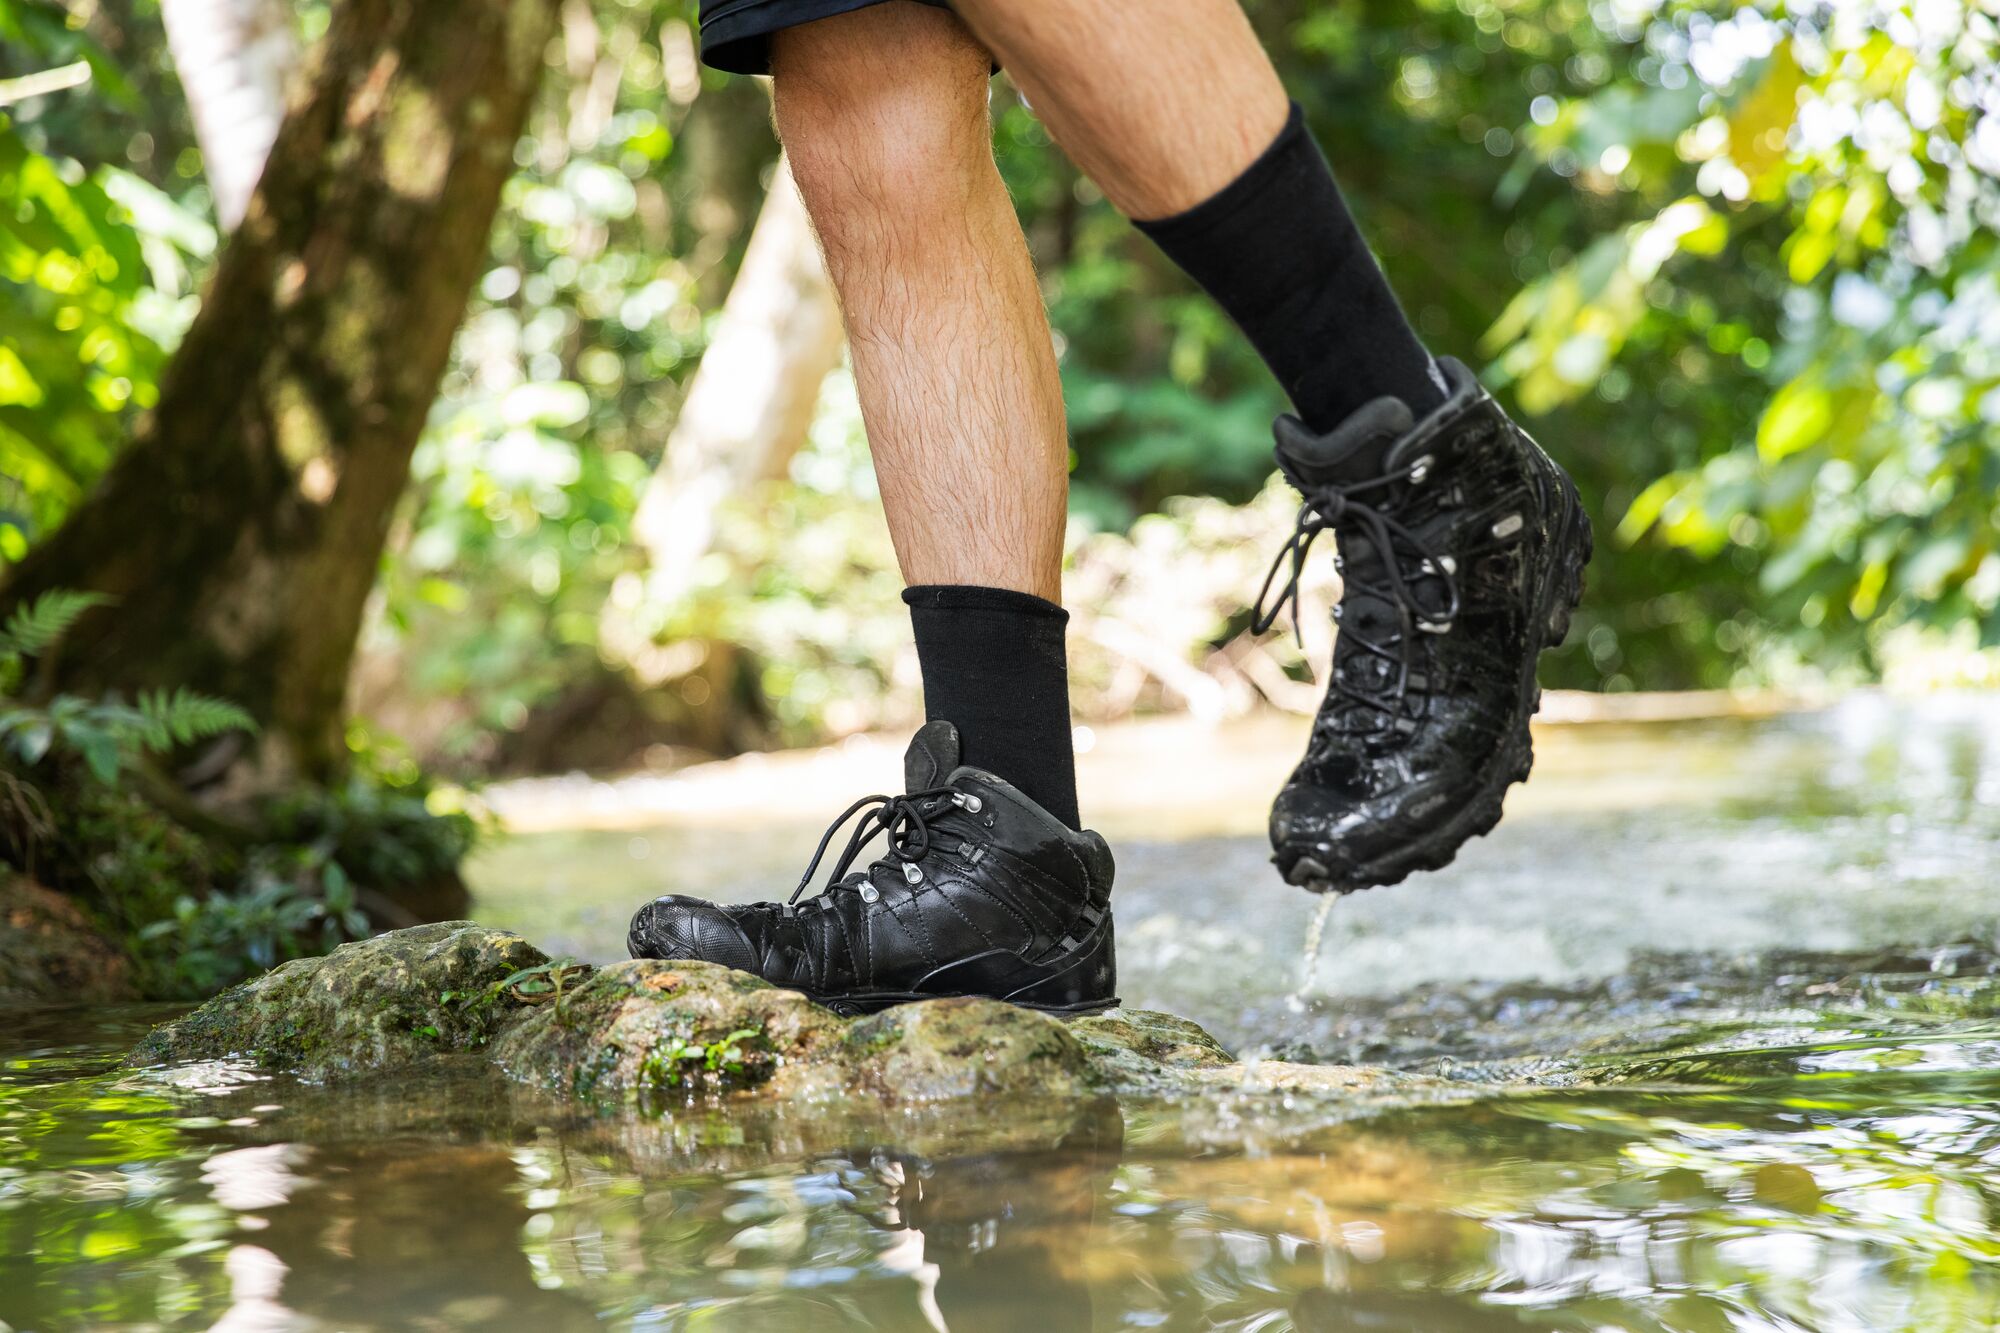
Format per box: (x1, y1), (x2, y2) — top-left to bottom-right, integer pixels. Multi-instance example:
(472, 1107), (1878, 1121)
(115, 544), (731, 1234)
(627, 895), (763, 972)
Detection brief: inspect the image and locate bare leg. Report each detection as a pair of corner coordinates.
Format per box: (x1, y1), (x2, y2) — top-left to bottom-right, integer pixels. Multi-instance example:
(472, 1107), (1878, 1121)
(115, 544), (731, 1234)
(772, 2), (1067, 602)
(944, 0), (1288, 219)
(942, 0), (1443, 433)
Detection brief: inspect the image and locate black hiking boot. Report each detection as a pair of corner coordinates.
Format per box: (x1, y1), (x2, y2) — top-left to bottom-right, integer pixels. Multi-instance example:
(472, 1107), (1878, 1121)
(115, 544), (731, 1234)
(627, 720), (1118, 1015)
(1255, 357), (1592, 893)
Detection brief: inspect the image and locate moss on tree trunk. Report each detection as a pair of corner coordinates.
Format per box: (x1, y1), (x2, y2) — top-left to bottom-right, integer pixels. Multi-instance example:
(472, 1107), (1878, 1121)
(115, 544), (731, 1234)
(2, 0), (560, 785)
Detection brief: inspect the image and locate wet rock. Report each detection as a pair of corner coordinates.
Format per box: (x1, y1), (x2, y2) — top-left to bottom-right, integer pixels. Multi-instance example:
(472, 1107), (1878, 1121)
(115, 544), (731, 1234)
(497, 961), (1091, 1105)
(131, 924), (1431, 1108)
(829, 996), (1092, 1102)
(128, 922), (550, 1079)
(492, 959), (849, 1100)
(0, 875), (134, 1003)
(1071, 1008), (1235, 1089)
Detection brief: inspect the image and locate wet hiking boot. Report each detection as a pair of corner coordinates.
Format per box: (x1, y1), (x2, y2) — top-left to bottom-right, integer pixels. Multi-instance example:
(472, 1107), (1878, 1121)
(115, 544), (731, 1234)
(1255, 357), (1592, 892)
(628, 720), (1118, 1015)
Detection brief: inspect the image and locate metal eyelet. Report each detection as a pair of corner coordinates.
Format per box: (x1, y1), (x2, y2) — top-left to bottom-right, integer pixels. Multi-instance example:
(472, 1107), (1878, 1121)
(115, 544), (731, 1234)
(1408, 455), (1434, 485)
(1418, 619), (1454, 635)
(952, 792), (983, 813)
(1492, 514), (1524, 539)
(901, 862), (923, 885)
(858, 883), (881, 904)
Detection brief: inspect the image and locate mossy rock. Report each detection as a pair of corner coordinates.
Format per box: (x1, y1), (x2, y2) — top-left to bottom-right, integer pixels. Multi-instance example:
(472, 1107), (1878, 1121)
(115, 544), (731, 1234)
(829, 996), (1093, 1102)
(1070, 1008), (1235, 1088)
(495, 961), (1093, 1105)
(128, 921), (549, 1078)
(491, 959), (849, 1102)
(130, 924), (1454, 1110)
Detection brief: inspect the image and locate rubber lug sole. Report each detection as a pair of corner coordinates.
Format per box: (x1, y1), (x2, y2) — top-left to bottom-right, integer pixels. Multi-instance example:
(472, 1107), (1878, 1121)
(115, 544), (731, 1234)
(805, 990), (1121, 1018)
(1274, 460), (1593, 895)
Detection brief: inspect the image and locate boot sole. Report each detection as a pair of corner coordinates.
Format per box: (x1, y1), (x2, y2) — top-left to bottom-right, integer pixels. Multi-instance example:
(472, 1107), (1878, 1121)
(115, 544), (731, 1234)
(804, 990), (1121, 1018)
(1274, 447), (1594, 894)
(802, 916), (1122, 1017)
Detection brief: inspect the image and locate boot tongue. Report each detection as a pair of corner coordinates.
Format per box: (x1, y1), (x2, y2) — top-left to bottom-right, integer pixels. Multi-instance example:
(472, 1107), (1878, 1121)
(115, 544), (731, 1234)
(903, 720), (961, 791)
(1273, 401), (1417, 662)
(1273, 397), (1415, 489)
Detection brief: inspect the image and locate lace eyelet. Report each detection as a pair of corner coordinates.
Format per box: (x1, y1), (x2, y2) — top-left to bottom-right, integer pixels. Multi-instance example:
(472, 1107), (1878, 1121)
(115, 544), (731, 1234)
(951, 792), (983, 813)
(859, 883), (881, 904)
(901, 862), (923, 885)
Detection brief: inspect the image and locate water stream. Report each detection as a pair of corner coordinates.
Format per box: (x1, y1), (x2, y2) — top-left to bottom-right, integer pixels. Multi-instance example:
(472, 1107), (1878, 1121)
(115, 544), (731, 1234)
(5, 694), (1998, 1330)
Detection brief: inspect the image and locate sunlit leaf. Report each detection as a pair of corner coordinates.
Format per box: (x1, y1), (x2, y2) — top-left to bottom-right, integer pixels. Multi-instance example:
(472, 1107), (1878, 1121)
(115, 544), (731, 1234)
(1758, 378), (1832, 464)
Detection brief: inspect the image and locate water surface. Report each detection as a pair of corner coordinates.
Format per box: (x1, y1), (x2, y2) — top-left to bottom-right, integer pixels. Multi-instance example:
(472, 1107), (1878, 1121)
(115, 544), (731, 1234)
(5, 695), (1998, 1331)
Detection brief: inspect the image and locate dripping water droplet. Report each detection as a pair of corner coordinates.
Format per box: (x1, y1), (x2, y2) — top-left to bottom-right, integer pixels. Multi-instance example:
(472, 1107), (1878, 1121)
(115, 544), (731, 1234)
(1286, 894), (1336, 1013)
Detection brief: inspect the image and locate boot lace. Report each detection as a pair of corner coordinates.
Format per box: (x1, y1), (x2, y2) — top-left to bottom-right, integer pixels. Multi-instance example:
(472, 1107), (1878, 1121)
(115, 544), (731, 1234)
(1253, 454), (1461, 724)
(785, 786), (963, 912)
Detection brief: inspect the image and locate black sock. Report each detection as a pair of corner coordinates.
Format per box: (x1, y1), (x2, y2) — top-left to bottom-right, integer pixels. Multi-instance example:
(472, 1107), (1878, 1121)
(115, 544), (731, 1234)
(903, 585), (1079, 829)
(1135, 102), (1445, 440)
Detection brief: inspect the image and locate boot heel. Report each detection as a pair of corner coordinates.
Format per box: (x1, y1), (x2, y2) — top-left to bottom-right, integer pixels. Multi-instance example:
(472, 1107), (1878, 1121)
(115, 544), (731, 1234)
(1542, 477), (1593, 651)
(1004, 917), (1118, 1015)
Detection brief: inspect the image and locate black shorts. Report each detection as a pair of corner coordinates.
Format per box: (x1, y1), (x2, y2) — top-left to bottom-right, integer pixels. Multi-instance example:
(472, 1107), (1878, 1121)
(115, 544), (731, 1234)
(700, 0), (953, 75)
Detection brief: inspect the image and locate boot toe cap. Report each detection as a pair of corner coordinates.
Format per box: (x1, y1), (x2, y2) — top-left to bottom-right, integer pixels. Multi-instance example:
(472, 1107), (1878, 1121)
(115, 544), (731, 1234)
(627, 894), (763, 972)
(1270, 778), (1444, 884)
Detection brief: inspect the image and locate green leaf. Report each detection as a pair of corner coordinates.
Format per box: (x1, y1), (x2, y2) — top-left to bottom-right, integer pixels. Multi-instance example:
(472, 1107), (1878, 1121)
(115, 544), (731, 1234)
(78, 730), (121, 784)
(1617, 473), (1689, 546)
(1757, 379), (1833, 464)
(0, 588), (111, 658)
(135, 686), (257, 749)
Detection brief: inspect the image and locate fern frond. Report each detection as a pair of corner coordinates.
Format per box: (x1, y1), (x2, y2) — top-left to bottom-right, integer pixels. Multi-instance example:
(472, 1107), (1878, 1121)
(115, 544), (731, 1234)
(136, 687), (258, 750)
(0, 590), (112, 658)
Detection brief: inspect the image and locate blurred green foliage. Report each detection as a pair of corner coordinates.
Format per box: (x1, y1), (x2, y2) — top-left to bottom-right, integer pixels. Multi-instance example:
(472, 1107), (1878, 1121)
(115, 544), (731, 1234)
(0, 117), (206, 553)
(0, 589), (255, 783)
(3, 0), (1996, 769)
(0, 587), (476, 997)
(0, 0), (206, 552)
(1484, 0), (2000, 684)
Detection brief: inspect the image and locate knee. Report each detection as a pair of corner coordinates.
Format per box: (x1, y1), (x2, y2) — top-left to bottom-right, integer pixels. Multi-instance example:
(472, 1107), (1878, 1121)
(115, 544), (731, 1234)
(772, 7), (995, 240)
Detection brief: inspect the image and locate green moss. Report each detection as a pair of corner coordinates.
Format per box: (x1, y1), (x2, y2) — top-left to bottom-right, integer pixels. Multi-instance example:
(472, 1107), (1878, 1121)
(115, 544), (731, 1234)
(846, 1018), (906, 1058)
(570, 1040), (626, 1100)
(127, 924), (549, 1077)
(130, 931), (1280, 1109)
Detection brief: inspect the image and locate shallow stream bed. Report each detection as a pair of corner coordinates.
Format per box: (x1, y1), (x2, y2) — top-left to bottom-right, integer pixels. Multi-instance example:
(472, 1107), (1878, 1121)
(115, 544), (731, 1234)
(5, 695), (1999, 1330)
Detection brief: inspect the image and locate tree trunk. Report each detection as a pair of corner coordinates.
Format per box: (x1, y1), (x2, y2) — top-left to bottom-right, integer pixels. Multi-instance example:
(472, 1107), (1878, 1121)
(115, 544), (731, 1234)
(159, 0), (300, 230)
(610, 155), (845, 681)
(1, 0), (561, 787)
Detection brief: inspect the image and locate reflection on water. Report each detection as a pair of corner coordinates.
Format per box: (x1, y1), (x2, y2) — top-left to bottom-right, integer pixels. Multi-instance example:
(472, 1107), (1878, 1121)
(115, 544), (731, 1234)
(6, 698), (2000, 1330)
(7, 955), (2000, 1330)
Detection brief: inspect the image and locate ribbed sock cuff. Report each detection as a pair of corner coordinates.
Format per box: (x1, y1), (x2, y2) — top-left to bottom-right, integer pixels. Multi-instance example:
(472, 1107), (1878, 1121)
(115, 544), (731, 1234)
(1131, 101), (1444, 429)
(902, 584), (1069, 621)
(903, 583), (1079, 828)
(1134, 102), (1309, 236)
